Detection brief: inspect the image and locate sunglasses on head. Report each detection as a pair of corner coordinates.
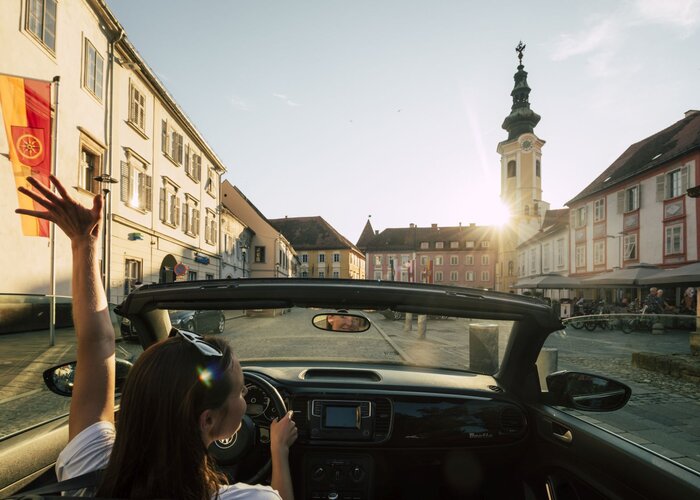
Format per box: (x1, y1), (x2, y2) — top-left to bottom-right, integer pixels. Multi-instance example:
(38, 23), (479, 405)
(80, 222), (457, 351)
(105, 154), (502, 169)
(169, 328), (223, 358)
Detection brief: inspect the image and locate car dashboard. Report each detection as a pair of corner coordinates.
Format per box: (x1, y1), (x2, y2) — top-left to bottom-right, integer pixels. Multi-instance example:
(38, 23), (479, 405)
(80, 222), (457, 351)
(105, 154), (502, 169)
(241, 362), (529, 500)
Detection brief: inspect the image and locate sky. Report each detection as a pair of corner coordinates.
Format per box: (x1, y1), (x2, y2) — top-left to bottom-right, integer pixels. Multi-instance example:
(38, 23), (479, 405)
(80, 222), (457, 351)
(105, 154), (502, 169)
(107, 0), (700, 244)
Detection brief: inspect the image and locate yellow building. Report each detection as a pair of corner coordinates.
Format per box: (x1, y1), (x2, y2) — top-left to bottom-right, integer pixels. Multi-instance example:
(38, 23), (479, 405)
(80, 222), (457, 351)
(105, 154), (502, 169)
(270, 217), (365, 279)
(495, 43), (545, 292)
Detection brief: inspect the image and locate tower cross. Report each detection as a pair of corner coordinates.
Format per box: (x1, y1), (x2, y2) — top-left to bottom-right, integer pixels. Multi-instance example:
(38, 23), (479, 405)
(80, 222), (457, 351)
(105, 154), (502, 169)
(516, 41), (526, 64)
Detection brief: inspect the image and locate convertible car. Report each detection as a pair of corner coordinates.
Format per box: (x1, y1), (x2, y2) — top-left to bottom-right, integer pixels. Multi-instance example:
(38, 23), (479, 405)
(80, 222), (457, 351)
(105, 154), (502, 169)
(2, 279), (699, 499)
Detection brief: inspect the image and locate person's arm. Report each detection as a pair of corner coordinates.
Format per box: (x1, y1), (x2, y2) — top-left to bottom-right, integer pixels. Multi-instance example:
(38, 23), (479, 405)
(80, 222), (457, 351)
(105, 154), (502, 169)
(16, 175), (115, 440)
(269, 410), (298, 500)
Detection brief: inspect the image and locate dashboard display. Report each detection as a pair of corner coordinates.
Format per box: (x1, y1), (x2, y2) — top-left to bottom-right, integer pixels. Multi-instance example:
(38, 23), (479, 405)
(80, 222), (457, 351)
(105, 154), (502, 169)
(323, 406), (359, 428)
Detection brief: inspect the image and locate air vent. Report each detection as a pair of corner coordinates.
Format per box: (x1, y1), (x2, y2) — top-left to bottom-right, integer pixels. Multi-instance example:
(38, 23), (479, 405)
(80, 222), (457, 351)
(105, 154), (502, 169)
(500, 406), (526, 434)
(488, 385), (503, 392)
(374, 398), (392, 436)
(300, 368), (381, 382)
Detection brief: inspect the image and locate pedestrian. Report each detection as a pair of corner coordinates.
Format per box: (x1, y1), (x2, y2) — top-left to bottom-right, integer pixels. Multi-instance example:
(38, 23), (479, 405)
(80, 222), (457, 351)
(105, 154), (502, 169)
(644, 287), (661, 313)
(683, 287), (696, 313)
(16, 175), (297, 499)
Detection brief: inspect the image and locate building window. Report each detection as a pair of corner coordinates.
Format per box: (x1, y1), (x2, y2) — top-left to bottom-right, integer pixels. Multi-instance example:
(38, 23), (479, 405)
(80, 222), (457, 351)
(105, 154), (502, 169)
(333, 253), (340, 263)
(658, 167), (689, 200)
(536, 160), (541, 177)
(333, 271), (340, 278)
(83, 39), (104, 100)
(481, 271), (490, 281)
(26, 0), (57, 52)
(121, 154), (152, 212)
(623, 234), (637, 260)
(529, 249), (537, 274)
(204, 209), (217, 245)
(420, 241), (429, 249)
(542, 243), (551, 271)
(435, 242), (444, 249)
(185, 147), (202, 182)
(420, 256), (428, 265)
(593, 198), (605, 222)
(465, 255), (474, 265)
(123, 258), (142, 295)
(401, 255), (409, 266)
(159, 179), (179, 227)
(435, 271), (443, 282)
(556, 239), (565, 267)
(161, 120), (184, 164)
(182, 195), (200, 237)
(301, 254), (308, 263)
(593, 240), (605, 265)
(319, 271), (325, 279)
(128, 82), (146, 132)
(206, 167), (216, 195)
(450, 256), (458, 265)
(507, 160), (516, 178)
(319, 254), (326, 263)
(481, 241), (489, 248)
(481, 255), (489, 265)
(206, 273), (214, 280)
(79, 147), (101, 194)
(374, 270), (382, 280)
(188, 270), (198, 281)
(435, 256), (443, 265)
(254, 246), (266, 263)
(450, 271), (458, 281)
(620, 185), (640, 213)
(374, 255), (382, 266)
(301, 271), (308, 278)
(665, 225), (683, 255)
(575, 245), (585, 268)
(466, 241), (475, 249)
(450, 241), (459, 249)
(465, 271), (474, 281)
(575, 206), (587, 227)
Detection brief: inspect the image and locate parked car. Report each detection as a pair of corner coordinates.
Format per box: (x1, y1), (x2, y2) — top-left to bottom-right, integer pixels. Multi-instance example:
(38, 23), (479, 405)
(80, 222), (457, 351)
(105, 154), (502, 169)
(120, 309), (226, 341)
(4, 279), (699, 499)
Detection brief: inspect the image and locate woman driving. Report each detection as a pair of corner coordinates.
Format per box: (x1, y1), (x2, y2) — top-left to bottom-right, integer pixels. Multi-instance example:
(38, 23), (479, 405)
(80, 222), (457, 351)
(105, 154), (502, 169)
(16, 175), (297, 499)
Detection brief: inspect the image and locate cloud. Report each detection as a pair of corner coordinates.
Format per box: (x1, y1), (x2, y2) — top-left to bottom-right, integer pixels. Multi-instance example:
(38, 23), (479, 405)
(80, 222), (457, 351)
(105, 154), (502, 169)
(551, 18), (619, 61)
(229, 96), (249, 111)
(272, 93), (301, 107)
(634, 0), (700, 29)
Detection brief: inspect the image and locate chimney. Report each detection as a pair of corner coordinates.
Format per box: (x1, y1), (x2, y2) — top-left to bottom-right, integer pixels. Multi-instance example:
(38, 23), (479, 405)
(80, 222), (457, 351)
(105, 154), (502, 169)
(431, 223), (438, 229)
(685, 110), (700, 118)
(409, 223), (415, 228)
(375, 230), (379, 235)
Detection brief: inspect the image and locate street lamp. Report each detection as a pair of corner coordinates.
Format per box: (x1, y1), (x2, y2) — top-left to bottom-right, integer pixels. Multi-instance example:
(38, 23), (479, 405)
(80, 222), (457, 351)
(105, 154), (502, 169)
(94, 174), (118, 299)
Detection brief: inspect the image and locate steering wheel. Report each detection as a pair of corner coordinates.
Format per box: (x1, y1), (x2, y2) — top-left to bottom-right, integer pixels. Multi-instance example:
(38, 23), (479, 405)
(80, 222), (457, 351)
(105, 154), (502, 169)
(207, 371), (286, 483)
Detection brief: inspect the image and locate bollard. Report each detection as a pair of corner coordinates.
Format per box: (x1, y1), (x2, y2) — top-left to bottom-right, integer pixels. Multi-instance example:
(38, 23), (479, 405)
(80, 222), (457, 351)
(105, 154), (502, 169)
(536, 348), (558, 390)
(417, 314), (427, 338)
(469, 324), (499, 373)
(403, 312), (413, 332)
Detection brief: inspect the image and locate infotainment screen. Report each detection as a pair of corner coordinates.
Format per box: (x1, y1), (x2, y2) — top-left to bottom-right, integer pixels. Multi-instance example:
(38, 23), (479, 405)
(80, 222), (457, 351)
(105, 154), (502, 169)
(323, 405), (359, 428)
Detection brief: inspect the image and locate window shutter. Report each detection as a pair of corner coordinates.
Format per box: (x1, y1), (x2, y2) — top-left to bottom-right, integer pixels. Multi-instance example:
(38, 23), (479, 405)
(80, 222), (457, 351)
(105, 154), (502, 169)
(637, 184), (642, 208)
(681, 165), (689, 192)
(159, 188), (166, 221)
(617, 191), (624, 213)
(161, 120), (168, 154)
(182, 204), (188, 232)
(194, 209), (200, 236)
(120, 161), (129, 202)
(175, 197), (181, 227)
(213, 222), (218, 245)
(144, 174), (152, 211)
(656, 174), (665, 201)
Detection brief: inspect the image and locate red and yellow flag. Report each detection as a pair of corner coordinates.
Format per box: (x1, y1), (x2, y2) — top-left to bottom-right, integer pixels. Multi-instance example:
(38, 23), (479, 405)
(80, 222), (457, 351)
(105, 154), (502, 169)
(0, 75), (52, 237)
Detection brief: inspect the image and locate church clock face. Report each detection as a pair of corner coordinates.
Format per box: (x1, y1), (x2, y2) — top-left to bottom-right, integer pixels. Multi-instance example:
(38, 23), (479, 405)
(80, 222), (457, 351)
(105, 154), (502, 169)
(520, 139), (533, 152)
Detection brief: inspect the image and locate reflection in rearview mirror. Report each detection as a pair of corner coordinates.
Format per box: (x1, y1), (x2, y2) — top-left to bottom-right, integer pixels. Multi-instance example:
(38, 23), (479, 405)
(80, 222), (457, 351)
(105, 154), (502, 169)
(43, 359), (133, 397)
(312, 313), (371, 333)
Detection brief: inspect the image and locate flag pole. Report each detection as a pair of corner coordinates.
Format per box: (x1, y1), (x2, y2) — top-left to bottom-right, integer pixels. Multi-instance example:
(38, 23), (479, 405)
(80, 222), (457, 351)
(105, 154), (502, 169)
(49, 75), (60, 347)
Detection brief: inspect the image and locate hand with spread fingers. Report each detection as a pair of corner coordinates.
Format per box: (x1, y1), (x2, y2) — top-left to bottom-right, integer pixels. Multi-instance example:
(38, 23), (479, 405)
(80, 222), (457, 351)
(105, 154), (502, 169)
(15, 174), (103, 244)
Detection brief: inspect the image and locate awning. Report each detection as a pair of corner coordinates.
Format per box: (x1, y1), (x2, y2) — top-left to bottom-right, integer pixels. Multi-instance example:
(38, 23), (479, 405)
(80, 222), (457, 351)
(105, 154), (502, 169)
(580, 263), (661, 287)
(637, 262), (700, 285)
(514, 273), (582, 289)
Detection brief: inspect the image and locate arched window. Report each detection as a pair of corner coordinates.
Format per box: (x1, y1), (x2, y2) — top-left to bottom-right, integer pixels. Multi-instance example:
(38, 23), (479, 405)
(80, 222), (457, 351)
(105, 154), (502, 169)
(507, 160), (516, 178)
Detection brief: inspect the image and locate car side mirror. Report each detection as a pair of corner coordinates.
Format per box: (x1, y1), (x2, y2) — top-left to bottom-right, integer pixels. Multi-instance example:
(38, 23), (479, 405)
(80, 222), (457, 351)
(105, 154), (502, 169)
(544, 370), (631, 412)
(43, 358), (133, 397)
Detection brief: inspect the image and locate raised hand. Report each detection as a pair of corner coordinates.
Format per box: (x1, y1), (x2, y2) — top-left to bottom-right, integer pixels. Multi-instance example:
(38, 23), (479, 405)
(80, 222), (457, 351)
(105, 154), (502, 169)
(15, 174), (102, 243)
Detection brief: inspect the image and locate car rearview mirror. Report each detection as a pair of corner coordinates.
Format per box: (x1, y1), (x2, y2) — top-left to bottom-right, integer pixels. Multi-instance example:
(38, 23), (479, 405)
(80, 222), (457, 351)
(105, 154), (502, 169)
(544, 370), (631, 412)
(43, 358), (133, 397)
(312, 312), (371, 333)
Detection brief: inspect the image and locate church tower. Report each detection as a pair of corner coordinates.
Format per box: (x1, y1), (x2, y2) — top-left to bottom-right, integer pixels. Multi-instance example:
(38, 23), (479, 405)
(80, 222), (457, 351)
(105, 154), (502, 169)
(495, 42), (546, 292)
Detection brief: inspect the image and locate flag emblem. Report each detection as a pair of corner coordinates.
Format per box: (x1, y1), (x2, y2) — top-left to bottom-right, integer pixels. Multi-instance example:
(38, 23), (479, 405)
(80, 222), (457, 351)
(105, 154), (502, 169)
(13, 127), (46, 166)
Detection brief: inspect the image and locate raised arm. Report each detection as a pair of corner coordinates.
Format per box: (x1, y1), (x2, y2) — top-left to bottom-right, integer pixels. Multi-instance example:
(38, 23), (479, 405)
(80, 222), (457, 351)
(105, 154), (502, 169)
(16, 175), (115, 440)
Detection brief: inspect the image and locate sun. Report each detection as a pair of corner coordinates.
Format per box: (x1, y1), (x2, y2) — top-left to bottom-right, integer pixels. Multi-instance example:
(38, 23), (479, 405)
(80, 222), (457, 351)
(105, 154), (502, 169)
(478, 199), (512, 228)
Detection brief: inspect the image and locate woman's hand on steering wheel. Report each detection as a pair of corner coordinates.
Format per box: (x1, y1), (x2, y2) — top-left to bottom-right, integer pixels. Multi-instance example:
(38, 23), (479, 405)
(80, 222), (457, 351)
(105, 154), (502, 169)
(270, 410), (298, 457)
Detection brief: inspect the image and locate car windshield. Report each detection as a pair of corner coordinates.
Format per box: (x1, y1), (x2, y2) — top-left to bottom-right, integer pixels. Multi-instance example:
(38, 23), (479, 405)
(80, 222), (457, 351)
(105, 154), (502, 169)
(168, 307), (515, 372)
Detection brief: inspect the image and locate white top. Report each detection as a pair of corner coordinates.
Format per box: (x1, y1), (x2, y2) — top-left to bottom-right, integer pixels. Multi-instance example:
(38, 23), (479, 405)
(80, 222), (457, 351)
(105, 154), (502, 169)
(56, 421), (282, 499)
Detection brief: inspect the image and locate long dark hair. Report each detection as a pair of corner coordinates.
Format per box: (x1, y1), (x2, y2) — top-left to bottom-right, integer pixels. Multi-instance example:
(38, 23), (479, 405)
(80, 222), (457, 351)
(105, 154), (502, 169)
(97, 335), (234, 499)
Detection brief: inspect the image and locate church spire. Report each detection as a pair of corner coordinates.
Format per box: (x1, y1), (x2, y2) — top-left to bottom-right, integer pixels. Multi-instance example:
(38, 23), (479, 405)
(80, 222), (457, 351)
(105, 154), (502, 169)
(501, 41), (541, 140)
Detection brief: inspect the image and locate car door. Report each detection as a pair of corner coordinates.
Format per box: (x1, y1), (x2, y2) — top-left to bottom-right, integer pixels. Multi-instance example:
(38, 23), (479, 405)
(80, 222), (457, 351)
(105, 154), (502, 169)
(517, 323), (700, 499)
